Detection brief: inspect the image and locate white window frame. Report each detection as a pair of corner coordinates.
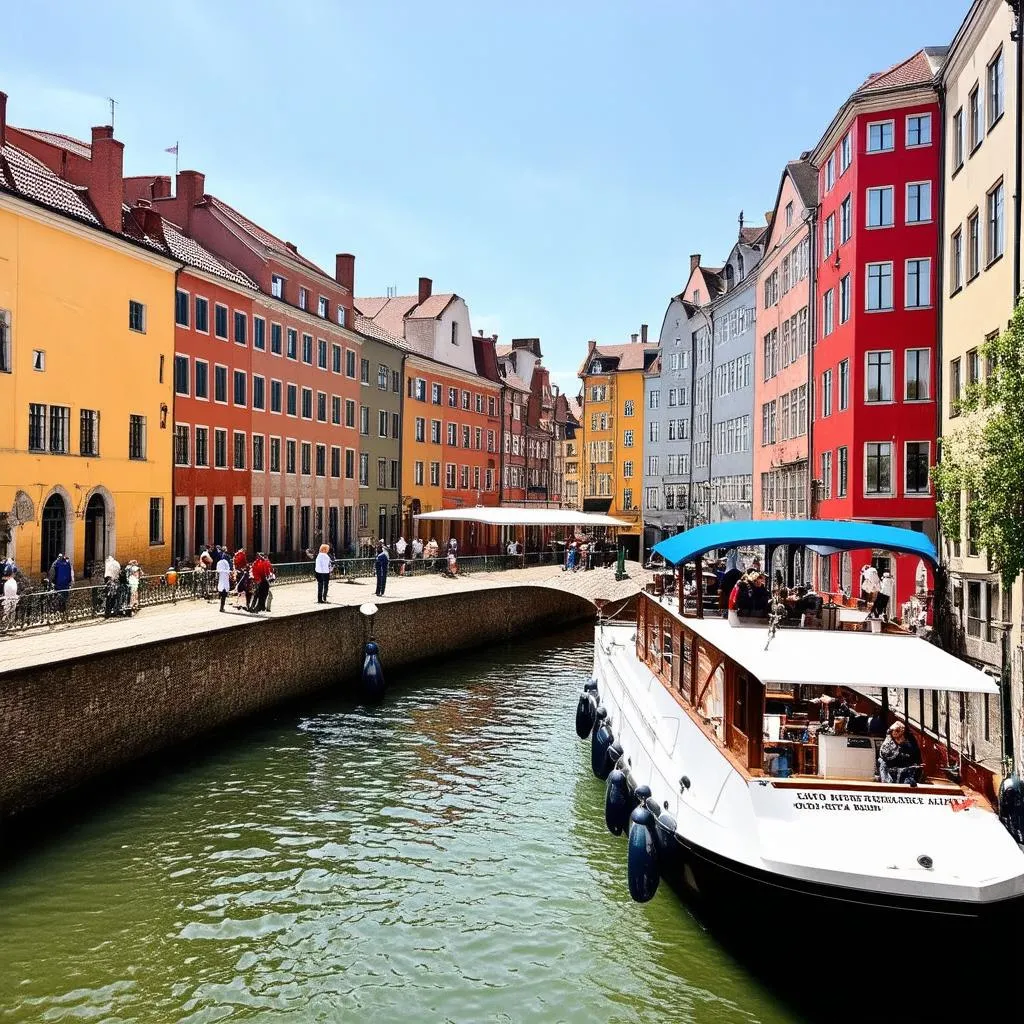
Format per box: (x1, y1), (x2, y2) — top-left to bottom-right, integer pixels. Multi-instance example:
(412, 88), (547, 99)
(904, 348), (931, 402)
(864, 441), (894, 497)
(905, 112), (932, 148)
(905, 181), (932, 225)
(839, 130), (852, 174)
(865, 262), (893, 312)
(864, 349), (894, 404)
(905, 258), (932, 310)
(866, 185), (894, 229)
(866, 119), (895, 153)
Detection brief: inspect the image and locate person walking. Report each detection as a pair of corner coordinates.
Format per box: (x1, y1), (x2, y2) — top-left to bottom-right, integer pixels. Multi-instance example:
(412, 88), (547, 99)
(251, 551), (273, 612)
(216, 550), (232, 612)
(2, 569), (18, 626)
(314, 543), (332, 603)
(860, 563), (881, 612)
(50, 552), (74, 616)
(875, 570), (895, 621)
(375, 540), (390, 597)
(126, 559), (142, 612)
(103, 553), (121, 618)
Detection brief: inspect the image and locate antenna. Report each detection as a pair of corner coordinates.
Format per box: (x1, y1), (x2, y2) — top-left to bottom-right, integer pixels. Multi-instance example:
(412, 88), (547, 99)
(107, 97), (117, 129)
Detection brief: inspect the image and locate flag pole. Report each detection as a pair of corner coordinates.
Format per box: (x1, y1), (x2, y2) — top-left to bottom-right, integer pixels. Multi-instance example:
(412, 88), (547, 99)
(175, 141), (179, 177)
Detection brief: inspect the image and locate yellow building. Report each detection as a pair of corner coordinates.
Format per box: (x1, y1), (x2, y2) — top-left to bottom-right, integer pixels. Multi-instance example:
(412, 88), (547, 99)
(0, 126), (178, 577)
(578, 339), (657, 560)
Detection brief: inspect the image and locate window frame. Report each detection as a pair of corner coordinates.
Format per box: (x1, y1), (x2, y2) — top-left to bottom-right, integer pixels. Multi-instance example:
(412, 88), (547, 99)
(864, 440), (894, 497)
(904, 440), (932, 496)
(866, 119), (895, 154)
(864, 349), (893, 404)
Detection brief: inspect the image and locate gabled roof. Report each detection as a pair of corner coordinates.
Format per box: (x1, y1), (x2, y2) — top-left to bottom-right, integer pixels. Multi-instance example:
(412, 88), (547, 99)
(786, 158), (818, 210)
(0, 143), (100, 225)
(409, 293), (455, 319)
(739, 225), (767, 246)
(17, 128), (92, 159)
(568, 397), (582, 422)
(207, 196), (333, 281)
(164, 221), (256, 289)
(353, 292), (457, 341)
(858, 47), (947, 93)
(579, 342), (659, 376)
(353, 314), (408, 351)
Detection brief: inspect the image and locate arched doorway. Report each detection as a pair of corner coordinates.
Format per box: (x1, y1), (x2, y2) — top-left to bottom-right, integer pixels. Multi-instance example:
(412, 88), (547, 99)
(40, 494), (67, 573)
(84, 494), (107, 578)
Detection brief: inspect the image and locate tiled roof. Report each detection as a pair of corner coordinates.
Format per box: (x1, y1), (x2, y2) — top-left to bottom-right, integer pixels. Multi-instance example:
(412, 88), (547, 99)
(498, 356), (532, 393)
(787, 158), (818, 210)
(495, 344), (513, 357)
(164, 221), (256, 289)
(739, 226), (767, 246)
(353, 295), (419, 340)
(580, 342), (659, 375)
(409, 293), (455, 319)
(18, 128), (92, 159)
(208, 197), (333, 280)
(567, 397), (582, 422)
(700, 267), (725, 302)
(0, 143), (100, 225)
(859, 47), (947, 94)
(353, 314), (408, 350)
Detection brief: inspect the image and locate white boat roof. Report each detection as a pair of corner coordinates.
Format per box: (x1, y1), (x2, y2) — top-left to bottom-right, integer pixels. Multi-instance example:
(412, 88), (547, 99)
(671, 612), (998, 694)
(414, 507), (628, 527)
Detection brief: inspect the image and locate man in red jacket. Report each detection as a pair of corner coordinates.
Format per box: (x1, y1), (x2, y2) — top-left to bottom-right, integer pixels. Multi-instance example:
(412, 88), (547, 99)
(250, 552), (273, 613)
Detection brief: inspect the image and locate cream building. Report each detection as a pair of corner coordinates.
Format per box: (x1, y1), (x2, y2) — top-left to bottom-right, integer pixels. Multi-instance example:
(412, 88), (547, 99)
(940, 0), (1021, 771)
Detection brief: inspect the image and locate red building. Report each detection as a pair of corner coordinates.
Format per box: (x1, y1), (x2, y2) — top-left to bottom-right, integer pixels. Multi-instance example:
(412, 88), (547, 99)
(125, 171), (363, 559)
(811, 48), (945, 607)
(496, 345), (530, 502)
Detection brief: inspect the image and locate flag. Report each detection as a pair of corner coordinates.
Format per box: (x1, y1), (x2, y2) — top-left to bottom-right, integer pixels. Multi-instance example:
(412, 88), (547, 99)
(165, 144), (178, 155)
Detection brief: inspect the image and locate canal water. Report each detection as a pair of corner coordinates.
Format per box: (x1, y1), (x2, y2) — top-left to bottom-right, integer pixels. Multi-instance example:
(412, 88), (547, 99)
(0, 626), (803, 1024)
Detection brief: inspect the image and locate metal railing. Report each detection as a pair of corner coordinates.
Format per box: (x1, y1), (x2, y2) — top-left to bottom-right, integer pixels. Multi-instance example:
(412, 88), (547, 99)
(0, 549), (598, 636)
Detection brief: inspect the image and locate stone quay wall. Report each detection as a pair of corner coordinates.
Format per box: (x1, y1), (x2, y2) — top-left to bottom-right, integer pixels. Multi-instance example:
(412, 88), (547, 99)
(0, 586), (594, 820)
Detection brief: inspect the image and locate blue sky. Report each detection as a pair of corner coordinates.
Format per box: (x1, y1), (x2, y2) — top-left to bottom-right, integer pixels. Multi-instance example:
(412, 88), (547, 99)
(6, 0), (967, 394)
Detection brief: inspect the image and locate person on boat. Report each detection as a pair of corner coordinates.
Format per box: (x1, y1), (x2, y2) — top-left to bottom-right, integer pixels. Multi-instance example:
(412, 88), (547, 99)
(720, 550), (743, 617)
(874, 571), (895, 620)
(860, 563), (881, 610)
(878, 722), (922, 784)
(750, 573), (770, 617)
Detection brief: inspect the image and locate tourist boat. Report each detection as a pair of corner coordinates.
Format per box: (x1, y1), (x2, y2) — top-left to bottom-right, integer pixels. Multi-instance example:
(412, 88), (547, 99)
(580, 520), (1024, 943)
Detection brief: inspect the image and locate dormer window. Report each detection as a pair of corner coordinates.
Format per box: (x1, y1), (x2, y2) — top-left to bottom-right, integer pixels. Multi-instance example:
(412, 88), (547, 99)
(725, 264), (735, 288)
(592, 360), (602, 374)
(451, 322), (459, 346)
(299, 287), (309, 310)
(271, 274), (284, 298)
(318, 296), (328, 318)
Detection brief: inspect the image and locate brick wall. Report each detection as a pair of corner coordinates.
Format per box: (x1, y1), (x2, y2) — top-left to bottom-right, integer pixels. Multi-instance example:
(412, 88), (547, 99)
(0, 587), (593, 819)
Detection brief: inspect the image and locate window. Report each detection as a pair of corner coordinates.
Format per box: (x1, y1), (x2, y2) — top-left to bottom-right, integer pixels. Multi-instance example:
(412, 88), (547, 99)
(330, 344), (342, 374)
(215, 429), (228, 469)
(785, 201), (794, 227)
(968, 210), (981, 279)
(195, 426), (209, 467)
(429, 462), (440, 486)
(431, 419), (441, 444)
(344, 448), (354, 479)
(299, 287), (309, 311)
(867, 186), (893, 228)
(128, 300), (146, 333)
(623, 429), (634, 448)
(905, 259), (931, 308)
(839, 194), (852, 243)
(825, 154), (835, 191)
(195, 296), (209, 333)
(270, 323), (282, 356)
(253, 375), (265, 410)
(865, 351), (892, 403)
(315, 443), (326, 477)
(905, 442), (930, 494)
(951, 228), (964, 292)
(624, 399), (634, 417)
(359, 405), (369, 435)
(906, 113), (931, 147)
(840, 131), (852, 173)
(331, 395), (341, 425)
(233, 311), (247, 345)
(987, 180), (1004, 265)
(822, 369), (833, 417)
(988, 48), (1004, 127)
(317, 339), (328, 369)
(839, 274), (850, 324)
(317, 391), (327, 422)
(301, 387), (313, 420)
(969, 83), (983, 151)
(175, 289), (189, 326)
(823, 214), (835, 256)
(905, 349), (930, 401)
(271, 274), (284, 298)
(174, 424), (189, 466)
(211, 365), (226, 404)
(379, 410), (388, 438)
(317, 295), (328, 318)
(461, 390), (470, 410)
(867, 120), (894, 152)
(360, 358), (370, 385)
(345, 399), (356, 428)
(866, 263), (893, 311)
(174, 354), (189, 395)
(80, 409), (99, 456)
(149, 498), (163, 545)
(837, 446), (848, 497)
(286, 329), (297, 360)
(269, 437), (281, 473)
(821, 450), (833, 499)
(253, 435), (265, 472)
(129, 414), (147, 460)
(451, 321), (459, 346)
(253, 316), (265, 351)
(286, 384), (297, 416)
(233, 431), (246, 470)
(952, 108), (964, 170)
(863, 442), (892, 495)
(950, 357), (962, 416)
(302, 334), (313, 365)
(838, 359), (849, 411)
(330, 446), (341, 478)
(233, 370), (246, 407)
(822, 289), (834, 336)
(906, 182), (931, 224)
(214, 303), (228, 339)
(301, 442), (312, 476)
(649, 389), (660, 410)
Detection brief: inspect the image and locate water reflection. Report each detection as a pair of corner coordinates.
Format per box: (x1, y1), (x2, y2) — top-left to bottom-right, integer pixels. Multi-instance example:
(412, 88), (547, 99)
(1, 625), (806, 1024)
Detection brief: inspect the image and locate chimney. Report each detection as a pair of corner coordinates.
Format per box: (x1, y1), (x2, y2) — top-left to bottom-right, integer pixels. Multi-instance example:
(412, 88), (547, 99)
(335, 253), (355, 292)
(640, 323), (648, 344)
(0, 92), (7, 148)
(689, 254), (701, 272)
(176, 169), (206, 205)
(151, 175), (172, 199)
(631, 333), (638, 344)
(418, 277), (432, 304)
(88, 125), (124, 232)
(141, 206), (166, 245)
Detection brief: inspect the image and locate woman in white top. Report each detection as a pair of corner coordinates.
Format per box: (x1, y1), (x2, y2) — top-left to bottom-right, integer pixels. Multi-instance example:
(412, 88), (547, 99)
(314, 543), (332, 604)
(216, 554), (232, 612)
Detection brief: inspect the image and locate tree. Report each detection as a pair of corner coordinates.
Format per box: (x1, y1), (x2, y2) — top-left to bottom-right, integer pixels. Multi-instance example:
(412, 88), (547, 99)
(932, 299), (1024, 591)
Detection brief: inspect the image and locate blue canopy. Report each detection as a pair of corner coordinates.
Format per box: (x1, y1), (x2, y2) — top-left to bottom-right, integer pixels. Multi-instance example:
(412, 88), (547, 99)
(652, 519), (937, 567)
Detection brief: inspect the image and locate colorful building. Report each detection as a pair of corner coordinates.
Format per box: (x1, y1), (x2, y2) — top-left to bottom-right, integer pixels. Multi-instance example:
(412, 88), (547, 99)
(355, 280), (501, 552)
(123, 171), (363, 559)
(754, 158), (817, 529)
(560, 395), (582, 510)
(810, 48), (945, 607)
(0, 106), (178, 575)
(496, 346), (531, 503)
(579, 337), (657, 560)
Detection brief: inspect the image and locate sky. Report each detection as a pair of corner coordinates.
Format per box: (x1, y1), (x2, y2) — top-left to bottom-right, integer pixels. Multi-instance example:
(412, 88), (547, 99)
(5, 0), (969, 395)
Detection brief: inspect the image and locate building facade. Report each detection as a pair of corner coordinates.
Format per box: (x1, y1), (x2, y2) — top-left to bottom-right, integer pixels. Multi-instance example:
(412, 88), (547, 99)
(811, 48), (945, 609)
(754, 159), (817, 524)
(561, 396), (582, 510)
(939, 0), (1020, 765)
(1, 113), (177, 574)
(579, 337), (656, 559)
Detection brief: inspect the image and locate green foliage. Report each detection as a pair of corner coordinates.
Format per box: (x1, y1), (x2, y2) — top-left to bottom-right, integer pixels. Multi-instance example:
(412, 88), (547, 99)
(933, 300), (1024, 590)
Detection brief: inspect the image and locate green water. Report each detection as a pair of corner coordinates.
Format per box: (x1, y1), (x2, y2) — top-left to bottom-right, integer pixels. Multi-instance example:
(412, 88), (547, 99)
(0, 627), (801, 1023)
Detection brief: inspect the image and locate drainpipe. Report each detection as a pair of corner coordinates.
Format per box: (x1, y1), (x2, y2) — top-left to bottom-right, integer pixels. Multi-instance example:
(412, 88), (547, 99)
(704, 305), (716, 525)
(687, 319), (698, 526)
(1012, 0), (1023, 303)
(934, 78), (947, 519)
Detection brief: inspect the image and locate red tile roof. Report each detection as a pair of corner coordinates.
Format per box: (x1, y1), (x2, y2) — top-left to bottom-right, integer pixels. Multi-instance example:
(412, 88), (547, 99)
(353, 292), (457, 340)
(0, 143), (99, 225)
(739, 225), (767, 246)
(579, 342), (659, 375)
(408, 293), (456, 319)
(353, 314), (408, 350)
(17, 128), (92, 159)
(858, 47), (946, 94)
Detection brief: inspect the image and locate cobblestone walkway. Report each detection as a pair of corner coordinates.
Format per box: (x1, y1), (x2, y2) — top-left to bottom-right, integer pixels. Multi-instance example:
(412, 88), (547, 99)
(0, 561), (644, 675)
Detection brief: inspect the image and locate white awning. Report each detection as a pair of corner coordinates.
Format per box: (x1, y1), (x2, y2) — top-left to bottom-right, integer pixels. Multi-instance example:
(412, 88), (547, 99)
(413, 506), (629, 527)
(674, 614), (998, 694)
